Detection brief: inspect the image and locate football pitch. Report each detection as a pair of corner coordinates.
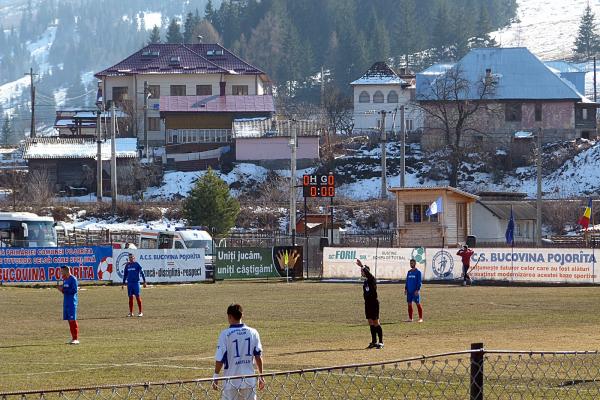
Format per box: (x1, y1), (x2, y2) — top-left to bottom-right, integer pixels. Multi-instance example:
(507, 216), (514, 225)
(1, 281), (600, 392)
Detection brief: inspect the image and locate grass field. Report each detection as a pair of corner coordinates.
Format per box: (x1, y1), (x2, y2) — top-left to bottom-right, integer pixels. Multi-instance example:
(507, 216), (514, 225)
(1, 281), (600, 393)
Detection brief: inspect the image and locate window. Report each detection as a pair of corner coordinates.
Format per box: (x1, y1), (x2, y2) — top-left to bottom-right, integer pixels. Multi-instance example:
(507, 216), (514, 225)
(175, 241), (185, 249)
(140, 238), (157, 249)
(505, 103), (522, 121)
(404, 204), (438, 223)
(196, 85), (212, 95)
(387, 90), (399, 103)
(358, 91), (370, 103)
(232, 85), (248, 95)
(373, 90), (384, 103)
(147, 117), (160, 131)
(170, 85), (186, 96)
(112, 87), (129, 103)
(534, 103), (542, 122)
(583, 108), (588, 120)
(405, 119), (414, 131)
(588, 108), (596, 120)
(148, 85), (160, 99)
(456, 203), (466, 230)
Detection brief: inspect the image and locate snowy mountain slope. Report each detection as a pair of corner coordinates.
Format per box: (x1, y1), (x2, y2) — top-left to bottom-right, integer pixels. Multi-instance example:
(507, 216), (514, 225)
(492, 0), (600, 60)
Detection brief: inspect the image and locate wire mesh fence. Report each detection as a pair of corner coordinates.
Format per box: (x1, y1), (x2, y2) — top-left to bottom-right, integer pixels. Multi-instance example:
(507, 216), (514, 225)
(2, 346), (600, 399)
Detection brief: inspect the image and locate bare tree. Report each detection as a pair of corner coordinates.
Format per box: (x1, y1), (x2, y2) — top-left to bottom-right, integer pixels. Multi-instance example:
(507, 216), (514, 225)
(26, 170), (53, 206)
(417, 65), (498, 187)
(323, 88), (354, 136)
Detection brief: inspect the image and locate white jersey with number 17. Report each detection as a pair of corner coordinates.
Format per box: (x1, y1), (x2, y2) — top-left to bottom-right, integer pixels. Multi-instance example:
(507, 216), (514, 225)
(215, 323), (263, 388)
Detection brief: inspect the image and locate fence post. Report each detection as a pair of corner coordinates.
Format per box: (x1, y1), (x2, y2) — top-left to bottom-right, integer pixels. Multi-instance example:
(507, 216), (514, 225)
(470, 342), (484, 400)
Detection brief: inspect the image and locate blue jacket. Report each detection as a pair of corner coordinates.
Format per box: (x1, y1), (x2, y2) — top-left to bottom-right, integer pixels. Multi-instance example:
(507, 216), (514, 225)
(405, 268), (422, 293)
(123, 262), (146, 284)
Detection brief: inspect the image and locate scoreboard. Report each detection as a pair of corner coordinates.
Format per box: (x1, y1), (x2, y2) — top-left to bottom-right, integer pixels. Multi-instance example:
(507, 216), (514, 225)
(302, 174), (335, 197)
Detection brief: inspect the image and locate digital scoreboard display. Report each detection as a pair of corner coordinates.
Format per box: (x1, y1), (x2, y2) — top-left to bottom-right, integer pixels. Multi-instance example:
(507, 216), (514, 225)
(302, 174), (335, 197)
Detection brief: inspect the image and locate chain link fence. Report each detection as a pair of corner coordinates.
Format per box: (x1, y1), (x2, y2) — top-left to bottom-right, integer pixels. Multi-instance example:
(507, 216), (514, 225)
(2, 345), (599, 399)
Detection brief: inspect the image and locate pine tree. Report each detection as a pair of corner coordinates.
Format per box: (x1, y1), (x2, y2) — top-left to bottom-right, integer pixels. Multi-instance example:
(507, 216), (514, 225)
(148, 25), (161, 44)
(205, 0), (216, 23)
(183, 12), (195, 43)
(470, 3), (498, 49)
(166, 17), (183, 44)
(1, 115), (12, 146)
(574, 4), (600, 60)
(182, 168), (240, 235)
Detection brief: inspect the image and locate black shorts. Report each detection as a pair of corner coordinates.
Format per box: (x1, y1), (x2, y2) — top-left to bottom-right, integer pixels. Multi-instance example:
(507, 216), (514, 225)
(364, 300), (379, 320)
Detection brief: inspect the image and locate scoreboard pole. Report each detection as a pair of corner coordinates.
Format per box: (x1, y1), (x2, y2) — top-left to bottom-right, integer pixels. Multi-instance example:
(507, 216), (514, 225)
(330, 196), (334, 247)
(304, 196), (308, 279)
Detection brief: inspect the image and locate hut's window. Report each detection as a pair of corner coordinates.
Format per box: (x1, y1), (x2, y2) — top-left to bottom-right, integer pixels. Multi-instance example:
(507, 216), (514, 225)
(404, 204), (438, 223)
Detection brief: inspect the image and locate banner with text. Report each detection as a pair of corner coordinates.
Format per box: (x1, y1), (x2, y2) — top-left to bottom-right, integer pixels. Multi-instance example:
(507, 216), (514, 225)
(216, 246), (303, 279)
(424, 248), (598, 284)
(0, 246), (113, 283)
(322, 247), (426, 280)
(111, 249), (207, 283)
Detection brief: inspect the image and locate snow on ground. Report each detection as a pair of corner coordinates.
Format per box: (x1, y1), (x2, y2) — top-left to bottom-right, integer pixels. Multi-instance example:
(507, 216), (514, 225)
(26, 25), (56, 75)
(0, 76), (29, 117)
(138, 11), (162, 29)
(492, 0), (600, 60)
(64, 218), (184, 232)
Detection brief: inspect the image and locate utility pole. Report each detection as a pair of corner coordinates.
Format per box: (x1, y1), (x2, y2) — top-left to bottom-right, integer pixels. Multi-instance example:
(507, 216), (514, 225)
(594, 56), (597, 102)
(536, 127), (542, 246)
(400, 105), (406, 188)
(111, 103), (118, 215)
(289, 120), (297, 245)
(96, 107), (103, 202)
(143, 81), (149, 159)
(24, 68), (38, 138)
(380, 110), (387, 199)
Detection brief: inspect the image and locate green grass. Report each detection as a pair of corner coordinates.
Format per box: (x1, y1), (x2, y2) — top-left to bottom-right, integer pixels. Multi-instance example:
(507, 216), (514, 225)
(1, 281), (600, 394)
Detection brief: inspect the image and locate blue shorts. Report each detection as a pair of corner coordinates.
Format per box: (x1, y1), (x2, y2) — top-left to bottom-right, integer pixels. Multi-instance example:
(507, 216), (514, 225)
(407, 293), (421, 304)
(127, 283), (141, 297)
(63, 303), (77, 320)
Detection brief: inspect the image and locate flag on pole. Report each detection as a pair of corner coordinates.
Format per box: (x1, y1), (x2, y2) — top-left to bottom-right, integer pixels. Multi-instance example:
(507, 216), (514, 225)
(505, 207), (515, 245)
(426, 196), (443, 216)
(578, 198), (592, 230)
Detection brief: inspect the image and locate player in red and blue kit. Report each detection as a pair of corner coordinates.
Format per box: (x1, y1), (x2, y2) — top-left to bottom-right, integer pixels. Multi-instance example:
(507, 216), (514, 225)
(57, 265), (79, 344)
(122, 253), (147, 317)
(405, 259), (423, 323)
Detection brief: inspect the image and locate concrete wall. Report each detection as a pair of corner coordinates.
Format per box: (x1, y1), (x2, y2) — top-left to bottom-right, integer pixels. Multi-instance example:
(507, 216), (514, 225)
(235, 136), (320, 161)
(353, 84), (423, 132)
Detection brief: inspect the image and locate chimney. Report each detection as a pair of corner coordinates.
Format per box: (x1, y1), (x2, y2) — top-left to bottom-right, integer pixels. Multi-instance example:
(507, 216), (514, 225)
(220, 82), (226, 96)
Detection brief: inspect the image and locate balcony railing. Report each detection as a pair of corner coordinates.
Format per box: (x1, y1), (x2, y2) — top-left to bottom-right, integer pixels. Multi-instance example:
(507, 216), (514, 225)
(166, 129), (232, 144)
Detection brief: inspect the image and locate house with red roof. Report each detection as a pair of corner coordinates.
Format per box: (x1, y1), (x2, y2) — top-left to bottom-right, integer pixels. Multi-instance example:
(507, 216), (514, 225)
(94, 43), (272, 154)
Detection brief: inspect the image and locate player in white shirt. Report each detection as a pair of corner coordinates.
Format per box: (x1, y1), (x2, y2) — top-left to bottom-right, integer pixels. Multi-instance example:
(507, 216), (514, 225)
(213, 304), (264, 400)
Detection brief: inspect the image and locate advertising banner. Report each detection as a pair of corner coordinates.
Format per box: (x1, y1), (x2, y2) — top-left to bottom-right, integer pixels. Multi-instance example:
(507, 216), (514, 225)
(322, 247), (426, 280)
(112, 249), (207, 283)
(215, 246), (303, 279)
(424, 248), (599, 284)
(0, 246), (113, 283)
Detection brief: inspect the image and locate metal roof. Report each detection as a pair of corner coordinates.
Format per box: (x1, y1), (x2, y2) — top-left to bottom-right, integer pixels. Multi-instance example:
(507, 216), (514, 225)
(477, 200), (537, 220)
(160, 95), (275, 113)
(23, 138), (138, 160)
(95, 44), (266, 78)
(417, 48), (587, 101)
(388, 186), (479, 200)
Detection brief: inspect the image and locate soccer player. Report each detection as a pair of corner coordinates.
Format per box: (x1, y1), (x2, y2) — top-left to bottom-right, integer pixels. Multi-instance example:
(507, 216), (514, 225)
(355, 259), (383, 349)
(213, 304), (264, 400)
(57, 265), (79, 344)
(457, 245), (475, 286)
(405, 259), (423, 323)
(122, 253), (147, 317)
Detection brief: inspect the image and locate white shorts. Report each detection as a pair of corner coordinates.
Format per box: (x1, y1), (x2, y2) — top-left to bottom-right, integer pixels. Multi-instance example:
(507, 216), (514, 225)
(221, 387), (256, 400)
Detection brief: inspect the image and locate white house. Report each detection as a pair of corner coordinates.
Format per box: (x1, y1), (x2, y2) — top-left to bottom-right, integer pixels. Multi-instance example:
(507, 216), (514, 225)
(351, 61), (423, 133)
(471, 193), (537, 244)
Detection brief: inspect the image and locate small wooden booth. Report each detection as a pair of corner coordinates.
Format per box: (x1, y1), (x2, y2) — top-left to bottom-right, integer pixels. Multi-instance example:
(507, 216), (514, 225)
(389, 186), (479, 248)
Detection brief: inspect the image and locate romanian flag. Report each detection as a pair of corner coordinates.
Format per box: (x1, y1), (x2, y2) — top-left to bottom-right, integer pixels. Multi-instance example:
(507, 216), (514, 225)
(578, 198), (592, 230)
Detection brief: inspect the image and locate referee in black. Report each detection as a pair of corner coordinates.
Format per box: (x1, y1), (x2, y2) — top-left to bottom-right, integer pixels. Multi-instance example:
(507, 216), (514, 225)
(356, 259), (383, 349)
